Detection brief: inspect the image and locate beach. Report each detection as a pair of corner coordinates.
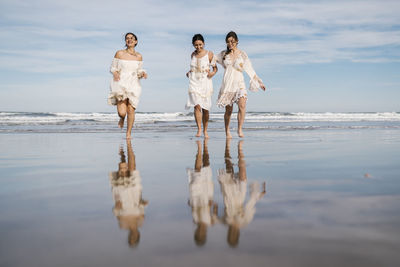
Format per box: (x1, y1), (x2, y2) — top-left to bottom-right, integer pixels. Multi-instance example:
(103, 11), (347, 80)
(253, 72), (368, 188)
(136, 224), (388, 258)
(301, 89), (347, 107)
(1, 112), (400, 267)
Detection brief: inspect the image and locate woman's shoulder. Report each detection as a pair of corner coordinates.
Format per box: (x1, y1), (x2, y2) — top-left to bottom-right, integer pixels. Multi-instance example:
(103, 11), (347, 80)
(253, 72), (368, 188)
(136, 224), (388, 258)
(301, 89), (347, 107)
(114, 50), (125, 59)
(135, 52), (143, 61)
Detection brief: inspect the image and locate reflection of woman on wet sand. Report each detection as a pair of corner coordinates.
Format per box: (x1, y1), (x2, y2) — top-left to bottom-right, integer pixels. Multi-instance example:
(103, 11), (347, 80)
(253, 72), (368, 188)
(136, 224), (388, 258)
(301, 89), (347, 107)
(109, 140), (148, 247)
(187, 139), (218, 246)
(217, 139), (266, 247)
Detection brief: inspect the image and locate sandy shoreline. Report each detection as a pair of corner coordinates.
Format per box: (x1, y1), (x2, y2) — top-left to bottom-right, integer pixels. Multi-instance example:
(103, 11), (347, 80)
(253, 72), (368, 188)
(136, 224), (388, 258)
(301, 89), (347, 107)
(1, 129), (399, 267)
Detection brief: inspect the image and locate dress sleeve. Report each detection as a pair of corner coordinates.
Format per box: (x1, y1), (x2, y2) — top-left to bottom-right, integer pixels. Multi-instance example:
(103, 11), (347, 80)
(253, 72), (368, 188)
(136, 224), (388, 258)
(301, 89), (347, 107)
(242, 51), (264, 92)
(137, 61), (147, 76)
(110, 58), (119, 73)
(215, 51), (224, 65)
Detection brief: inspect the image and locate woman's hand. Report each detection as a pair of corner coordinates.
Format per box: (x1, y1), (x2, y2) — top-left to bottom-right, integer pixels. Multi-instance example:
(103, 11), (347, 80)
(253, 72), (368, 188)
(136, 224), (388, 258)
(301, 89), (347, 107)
(186, 71), (191, 78)
(113, 71), (120, 82)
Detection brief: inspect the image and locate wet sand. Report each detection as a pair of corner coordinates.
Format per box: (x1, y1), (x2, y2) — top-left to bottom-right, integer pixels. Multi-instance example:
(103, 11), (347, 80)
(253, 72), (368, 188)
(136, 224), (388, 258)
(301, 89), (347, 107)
(0, 129), (399, 267)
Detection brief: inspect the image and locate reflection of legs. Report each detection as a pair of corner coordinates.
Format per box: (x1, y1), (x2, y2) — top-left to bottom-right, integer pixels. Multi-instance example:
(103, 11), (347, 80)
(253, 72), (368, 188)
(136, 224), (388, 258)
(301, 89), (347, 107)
(238, 140), (247, 181)
(127, 139), (136, 171)
(203, 139), (209, 167)
(224, 105), (233, 139)
(195, 140), (202, 171)
(117, 100), (127, 129)
(237, 97), (246, 138)
(194, 105), (202, 137)
(202, 109), (209, 138)
(224, 138), (233, 173)
(126, 102), (135, 139)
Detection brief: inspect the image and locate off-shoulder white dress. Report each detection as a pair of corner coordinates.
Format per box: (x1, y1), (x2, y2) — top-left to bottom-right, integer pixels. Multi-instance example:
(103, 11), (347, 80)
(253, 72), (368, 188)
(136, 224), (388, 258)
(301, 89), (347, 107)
(108, 58), (146, 109)
(185, 51), (216, 111)
(215, 50), (263, 107)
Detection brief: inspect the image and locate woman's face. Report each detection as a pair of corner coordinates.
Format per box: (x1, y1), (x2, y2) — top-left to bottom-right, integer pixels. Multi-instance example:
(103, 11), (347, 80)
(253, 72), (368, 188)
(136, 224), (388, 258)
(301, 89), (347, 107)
(193, 40), (204, 52)
(125, 34), (137, 48)
(226, 36), (238, 50)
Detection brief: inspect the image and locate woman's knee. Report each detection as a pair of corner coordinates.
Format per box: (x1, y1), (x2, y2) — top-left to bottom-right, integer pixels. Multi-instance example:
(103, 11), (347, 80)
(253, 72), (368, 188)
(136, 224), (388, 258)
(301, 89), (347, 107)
(225, 106), (233, 116)
(238, 99), (246, 111)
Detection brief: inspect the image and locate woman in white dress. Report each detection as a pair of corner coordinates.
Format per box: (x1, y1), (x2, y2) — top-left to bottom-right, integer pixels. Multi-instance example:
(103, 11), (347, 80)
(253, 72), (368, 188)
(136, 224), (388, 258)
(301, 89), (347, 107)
(186, 34), (218, 138)
(187, 139), (218, 246)
(217, 139), (266, 247)
(215, 31), (266, 138)
(108, 32), (147, 139)
(109, 139), (148, 247)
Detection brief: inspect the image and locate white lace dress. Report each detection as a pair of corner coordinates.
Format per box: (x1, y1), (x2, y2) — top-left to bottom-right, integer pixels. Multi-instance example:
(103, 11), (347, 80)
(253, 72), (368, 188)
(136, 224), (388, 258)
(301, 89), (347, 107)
(185, 52), (215, 111)
(187, 166), (214, 225)
(215, 50), (263, 107)
(218, 171), (263, 228)
(108, 58), (146, 109)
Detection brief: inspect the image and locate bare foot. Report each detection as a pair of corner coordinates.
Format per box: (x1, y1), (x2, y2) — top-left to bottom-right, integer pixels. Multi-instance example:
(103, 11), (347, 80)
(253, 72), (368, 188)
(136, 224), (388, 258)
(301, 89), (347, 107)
(118, 117), (125, 129)
(203, 130), (209, 138)
(196, 130), (202, 137)
(237, 129), (244, 138)
(126, 133), (132, 139)
(226, 131), (232, 139)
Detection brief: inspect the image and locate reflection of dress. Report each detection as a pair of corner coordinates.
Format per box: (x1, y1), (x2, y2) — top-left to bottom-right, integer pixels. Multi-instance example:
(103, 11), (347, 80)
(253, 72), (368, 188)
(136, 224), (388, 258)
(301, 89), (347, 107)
(215, 50), (263, 107)
(108, 58), (146, 108)
(109, 170), (145, 218)
(187, 166), (214, 225)
(186, 52), (215, 111)
(218, 170), (263, 227)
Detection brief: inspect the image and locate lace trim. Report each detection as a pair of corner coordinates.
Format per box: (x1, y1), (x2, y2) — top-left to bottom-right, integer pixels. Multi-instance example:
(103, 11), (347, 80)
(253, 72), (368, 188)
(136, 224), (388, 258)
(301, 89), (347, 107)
(107, 91), (139, 108)
(217, 90), (247, 108)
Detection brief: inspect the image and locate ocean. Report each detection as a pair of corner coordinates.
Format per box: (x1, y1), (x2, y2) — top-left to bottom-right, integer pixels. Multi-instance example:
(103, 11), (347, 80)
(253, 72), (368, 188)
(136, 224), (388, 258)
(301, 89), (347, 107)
(1, 111), (400, 133)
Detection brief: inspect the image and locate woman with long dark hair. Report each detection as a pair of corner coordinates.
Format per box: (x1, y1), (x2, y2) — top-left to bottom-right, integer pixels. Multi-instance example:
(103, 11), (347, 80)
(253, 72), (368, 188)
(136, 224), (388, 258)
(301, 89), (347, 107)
(215, 31), (266, 138)
(108, 32), (148, 139)
(186, 34), (218, 138)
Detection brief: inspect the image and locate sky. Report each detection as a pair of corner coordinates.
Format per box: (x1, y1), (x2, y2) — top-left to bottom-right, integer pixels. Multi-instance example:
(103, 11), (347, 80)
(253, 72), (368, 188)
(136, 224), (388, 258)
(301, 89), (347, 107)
(0, 0), (399, 113)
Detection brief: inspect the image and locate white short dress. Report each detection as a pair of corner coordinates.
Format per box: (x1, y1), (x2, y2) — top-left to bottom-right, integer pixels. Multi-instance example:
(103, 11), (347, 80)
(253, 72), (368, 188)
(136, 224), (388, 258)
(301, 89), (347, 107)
(108, 58), (146, 109)
(218, 170), (263, 228)
(185, 51), (216, 111)
(109, 170), (145, 217)
(187, 166), (214, 225)
(215, 50), (264, 107)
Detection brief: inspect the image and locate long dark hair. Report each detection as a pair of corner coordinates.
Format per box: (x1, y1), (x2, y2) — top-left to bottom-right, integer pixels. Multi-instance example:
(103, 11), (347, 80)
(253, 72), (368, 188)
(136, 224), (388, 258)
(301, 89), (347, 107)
(125, 32), (138, 47)
(192, 33), (205, 45)
(224, 31), (238, 60)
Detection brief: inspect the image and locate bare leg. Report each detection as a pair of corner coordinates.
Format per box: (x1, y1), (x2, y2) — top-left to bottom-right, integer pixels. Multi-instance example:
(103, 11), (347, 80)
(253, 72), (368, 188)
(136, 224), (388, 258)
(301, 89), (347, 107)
(126, 139), (136, 171)
(202, 109), (209, 138)
(224, 138), (233, 173)
(117, 100), (128, 129)
(202, 138), (209, 167)
(238, 140), (247, 181)
(195, 140), (202, 171)
(194, 105), (202, 137)
(126, 102), (135, 139)
(224, 105), (233, 139)
(237, 97), (247, 138)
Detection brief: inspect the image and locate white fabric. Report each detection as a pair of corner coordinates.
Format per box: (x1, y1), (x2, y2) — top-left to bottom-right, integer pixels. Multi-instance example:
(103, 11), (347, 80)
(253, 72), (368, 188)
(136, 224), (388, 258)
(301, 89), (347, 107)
(109, 170), (145, 217)
(185, 52), (215, 111)
(108, 58), (146, 108)
(215, 50), (263, 107)
(187, 166), (214, 225)
(218, 170), (263, 228)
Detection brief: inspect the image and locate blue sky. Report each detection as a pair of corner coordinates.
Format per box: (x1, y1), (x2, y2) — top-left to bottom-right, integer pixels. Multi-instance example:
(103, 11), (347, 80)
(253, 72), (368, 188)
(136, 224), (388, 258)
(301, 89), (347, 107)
(0, 0), (399, 112)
